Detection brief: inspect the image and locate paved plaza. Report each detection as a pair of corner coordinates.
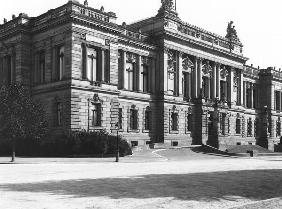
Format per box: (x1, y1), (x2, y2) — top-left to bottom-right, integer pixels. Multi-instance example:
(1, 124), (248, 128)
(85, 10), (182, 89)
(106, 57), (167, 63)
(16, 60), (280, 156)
(1, 149), (282, 209)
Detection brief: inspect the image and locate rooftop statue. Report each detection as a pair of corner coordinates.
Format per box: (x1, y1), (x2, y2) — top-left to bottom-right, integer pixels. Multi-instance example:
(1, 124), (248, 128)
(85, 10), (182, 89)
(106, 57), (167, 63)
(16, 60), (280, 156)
(161, 0), (175, 11)
(226, 21), (240, 42)
(157, 0), (178, 17)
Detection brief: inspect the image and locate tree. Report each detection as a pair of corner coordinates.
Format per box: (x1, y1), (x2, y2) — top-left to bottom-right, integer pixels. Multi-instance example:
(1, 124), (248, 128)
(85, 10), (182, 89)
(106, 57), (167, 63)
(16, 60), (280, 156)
(0, 84), (48, 162)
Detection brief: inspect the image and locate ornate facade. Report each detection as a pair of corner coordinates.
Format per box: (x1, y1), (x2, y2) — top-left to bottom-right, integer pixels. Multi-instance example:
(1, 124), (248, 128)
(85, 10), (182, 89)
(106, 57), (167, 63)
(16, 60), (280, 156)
(0, 0), (281, 151)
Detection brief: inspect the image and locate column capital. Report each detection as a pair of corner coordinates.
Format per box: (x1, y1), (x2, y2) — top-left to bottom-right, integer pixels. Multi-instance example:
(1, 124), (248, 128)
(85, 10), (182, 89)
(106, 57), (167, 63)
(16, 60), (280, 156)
(163, 46), (170, 54)
(178, 51), (184, 57)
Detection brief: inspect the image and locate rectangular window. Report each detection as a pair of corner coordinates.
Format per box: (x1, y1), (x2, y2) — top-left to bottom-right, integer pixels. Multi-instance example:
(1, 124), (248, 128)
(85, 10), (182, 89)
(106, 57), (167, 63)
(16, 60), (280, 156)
(126, 62), (134, 91)
(104, 50), (110, 83)
(39, 51), (45, 83)
(246, 85), (252, 108)
(203, 76), (210, 99)
(220, 81), (227, 101)
(183, 73), (191, 98)
(141, 64), (149, 92)
(144, 110), (151, 131)
(56, 103), (63, 126)
(118, 108), (123, 129)
(130, 109), (138, 130)
(87, 48), (98, 82)
(187, 113), (192, 132)
(171, 112), (178, 131)
(247, 119), (252, 137)
(275, 91), (281, 111)
(220, 113), (226, 135)
(92, 104), (101, 127)
(236, 118), (241, 134)
(56, 46), (65, 81)
(4, 55), (13, 84)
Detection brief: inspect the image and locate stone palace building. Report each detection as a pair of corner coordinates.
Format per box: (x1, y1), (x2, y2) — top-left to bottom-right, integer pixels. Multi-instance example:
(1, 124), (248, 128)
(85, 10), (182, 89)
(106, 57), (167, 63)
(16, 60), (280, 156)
(0, 0), (281, 151)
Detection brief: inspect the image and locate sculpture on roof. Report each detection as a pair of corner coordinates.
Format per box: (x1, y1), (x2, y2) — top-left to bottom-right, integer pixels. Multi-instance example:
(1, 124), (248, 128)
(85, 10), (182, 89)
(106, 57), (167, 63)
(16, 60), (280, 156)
(157, 0), (178, 18)
(161, 0), (175, 10)
(226, 21), (239, 42)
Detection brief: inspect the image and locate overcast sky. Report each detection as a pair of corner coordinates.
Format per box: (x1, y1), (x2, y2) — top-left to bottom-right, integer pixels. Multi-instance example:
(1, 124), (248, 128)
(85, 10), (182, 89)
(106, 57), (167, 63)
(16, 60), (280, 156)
(1, 0), (281, 69)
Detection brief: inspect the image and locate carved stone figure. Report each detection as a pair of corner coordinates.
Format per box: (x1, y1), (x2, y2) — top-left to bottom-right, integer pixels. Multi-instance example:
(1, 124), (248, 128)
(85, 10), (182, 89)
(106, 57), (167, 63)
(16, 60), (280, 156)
(161, 0), (175, 10)
(226, 21), (240, 42)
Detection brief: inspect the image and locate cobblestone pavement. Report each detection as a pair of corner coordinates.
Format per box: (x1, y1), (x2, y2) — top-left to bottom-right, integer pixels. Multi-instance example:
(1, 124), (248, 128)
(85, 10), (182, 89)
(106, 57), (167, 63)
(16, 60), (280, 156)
(1, 150), (282, 209)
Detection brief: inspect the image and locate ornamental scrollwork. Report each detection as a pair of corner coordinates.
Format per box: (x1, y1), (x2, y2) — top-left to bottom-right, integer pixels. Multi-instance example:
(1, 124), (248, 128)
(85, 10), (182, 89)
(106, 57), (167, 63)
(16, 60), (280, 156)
(126, 52), (137, 63)
(182, 56), (194, 72)
(220, 66), (229, 79)
(167, 50), (176, 70)
(202, 61), (212, 76)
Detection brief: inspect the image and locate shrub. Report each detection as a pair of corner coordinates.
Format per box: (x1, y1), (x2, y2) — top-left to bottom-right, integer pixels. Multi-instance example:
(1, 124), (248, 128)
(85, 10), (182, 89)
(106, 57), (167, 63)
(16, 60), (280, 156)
(0, 130), (132, 157)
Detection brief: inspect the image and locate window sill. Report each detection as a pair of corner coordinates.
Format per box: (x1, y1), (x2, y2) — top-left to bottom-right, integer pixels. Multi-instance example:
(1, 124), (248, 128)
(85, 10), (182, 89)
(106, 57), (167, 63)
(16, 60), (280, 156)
(127, 129), (140, 133)
(142, 129), (151, 133)
(170, 130), (179, 134)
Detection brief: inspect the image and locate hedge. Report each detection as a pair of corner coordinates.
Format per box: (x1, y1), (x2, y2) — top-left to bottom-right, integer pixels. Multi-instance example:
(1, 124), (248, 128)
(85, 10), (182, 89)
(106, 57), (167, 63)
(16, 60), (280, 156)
(0, 130), (132, 157)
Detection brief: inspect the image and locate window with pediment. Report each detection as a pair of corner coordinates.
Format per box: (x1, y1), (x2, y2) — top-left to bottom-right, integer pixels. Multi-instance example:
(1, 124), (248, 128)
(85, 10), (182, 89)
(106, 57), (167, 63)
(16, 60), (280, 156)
(167, 50), (177, 95)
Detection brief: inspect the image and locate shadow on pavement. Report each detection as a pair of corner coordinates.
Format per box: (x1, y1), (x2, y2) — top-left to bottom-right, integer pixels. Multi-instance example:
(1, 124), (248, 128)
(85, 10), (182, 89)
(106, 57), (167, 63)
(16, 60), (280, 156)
(1, 169), (282, 202)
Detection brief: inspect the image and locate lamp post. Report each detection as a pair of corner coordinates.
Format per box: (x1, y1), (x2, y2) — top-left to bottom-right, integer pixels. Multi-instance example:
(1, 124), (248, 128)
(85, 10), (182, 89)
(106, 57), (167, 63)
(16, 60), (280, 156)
(115, 122), (119, 162)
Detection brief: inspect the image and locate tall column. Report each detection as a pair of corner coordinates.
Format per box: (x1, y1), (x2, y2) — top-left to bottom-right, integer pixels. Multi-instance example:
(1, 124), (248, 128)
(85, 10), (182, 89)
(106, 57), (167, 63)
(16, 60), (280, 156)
(138, 55), (142, 92)
(192, 57), (198, 98)
(240, 70), (244, 106)
(197, 57), (203, 97)
(178, 52), (183, 96)
(123, 51), (127, 89)
(212, 62), (217, 99)
(216, 63), (220, 99)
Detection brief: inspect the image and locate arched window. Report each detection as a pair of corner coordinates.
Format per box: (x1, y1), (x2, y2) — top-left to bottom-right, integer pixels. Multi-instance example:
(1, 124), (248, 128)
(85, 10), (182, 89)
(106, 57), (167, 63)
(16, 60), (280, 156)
(57, 46), (65, 81)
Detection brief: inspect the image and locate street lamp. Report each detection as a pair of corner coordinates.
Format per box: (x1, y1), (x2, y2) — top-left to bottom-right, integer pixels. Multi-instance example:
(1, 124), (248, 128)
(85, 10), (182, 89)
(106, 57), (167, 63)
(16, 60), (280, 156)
(115, 122), (119, 162)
